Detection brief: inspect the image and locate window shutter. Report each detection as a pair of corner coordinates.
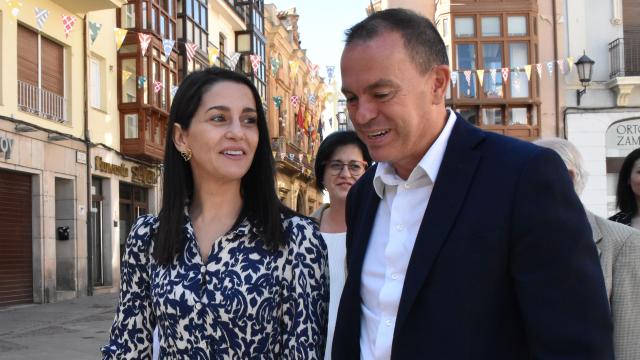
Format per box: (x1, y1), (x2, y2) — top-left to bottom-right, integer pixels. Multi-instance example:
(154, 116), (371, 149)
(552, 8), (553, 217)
(41, 37), (64, 96)
(17, 25), (38, 85)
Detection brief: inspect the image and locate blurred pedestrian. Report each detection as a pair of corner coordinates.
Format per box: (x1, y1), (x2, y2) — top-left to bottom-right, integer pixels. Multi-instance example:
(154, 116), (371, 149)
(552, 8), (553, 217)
(610, 148), (640, 230)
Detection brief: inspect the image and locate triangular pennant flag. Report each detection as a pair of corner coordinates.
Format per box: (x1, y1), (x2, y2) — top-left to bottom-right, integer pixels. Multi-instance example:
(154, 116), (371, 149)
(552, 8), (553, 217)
(536, 63), (543, 78)
(207, 47), (219, 66)
(185, 42), (198, 63)
(476, 69), (485, 87)
(138, 33), (151, 56)
(162, 39), (175, 62)
(89, 22), (102, 44)
(310, 64), (319, 77)
(501, 67), (510, 82)
(7, 0), (22, 18)
(153, 81), (163, 93)
(556, 59), (565, 74)
(289, 61), (299, 77)
(489, 69), (497, 84)
(114, 28), (128, 50)
(62, 15), (77, 38)
(450, 71), (458, 87)
(137, 76), (146, 89)
(171, 86), (179, 97)
(326, 66), (335, 82)
(290, 95), (299, 109)
(227, 52), (241, 70)
(122, 70), (132, 82)
(463, 70), (472, 86)
(35, 8), (49, 30)
(567, 57), (574, 72)
(546, 61), (554, 78)
(270, 57), (281, 76)
(249, 54), (261, 75)
(524, 65), (532, 80)
(272, 96), (282, 108)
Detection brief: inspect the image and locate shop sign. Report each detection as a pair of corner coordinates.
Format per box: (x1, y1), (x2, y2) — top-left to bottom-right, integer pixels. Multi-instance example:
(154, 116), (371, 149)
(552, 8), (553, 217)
(606, 119), (640, 150)
(0, 135), (14, 160)
(131, 165), (158, 186)
(95, 156), (129, 177)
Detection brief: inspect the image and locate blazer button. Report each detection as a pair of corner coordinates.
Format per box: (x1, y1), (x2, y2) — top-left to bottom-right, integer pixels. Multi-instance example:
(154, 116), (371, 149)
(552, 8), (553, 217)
(195, 303), (202, 310)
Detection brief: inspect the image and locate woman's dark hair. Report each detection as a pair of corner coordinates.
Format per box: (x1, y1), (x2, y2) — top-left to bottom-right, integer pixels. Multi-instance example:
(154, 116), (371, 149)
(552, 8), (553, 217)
(616, 147), (640, 215)
(154, 67), (292, 265)
(314, 130), (372, 191)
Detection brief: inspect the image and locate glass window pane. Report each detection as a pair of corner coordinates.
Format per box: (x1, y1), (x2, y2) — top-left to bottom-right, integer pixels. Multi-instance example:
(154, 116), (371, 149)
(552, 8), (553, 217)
(90, 59), (101, 108)
(152, 7), (157, 31)
(482, 43), (503, 98)
(142, 2), (148, 29)
(455, 17), (475, 38)
(122, 4), (136, 28)
(177, 19), (183, 39)
(456, 44), (476, 98)
(509, 42), (529, 98)
(194, 2), (199, 24)
(443, 18), (449, 38)
(458, 107), (478, 125)
(508, 16), (527, 36)
(121, 58), (137, 103)
(481, 16), (501, 37)
(160, 16), (165, 38)
(508, 107), (528, 125)
(186, 0), (192, 17)
(201, 5), (207, 26)
(482, 108), (503, 125)
(143, 57), (148, 104)
(124, 114), (138, 139)
(187, 24), (193, 42)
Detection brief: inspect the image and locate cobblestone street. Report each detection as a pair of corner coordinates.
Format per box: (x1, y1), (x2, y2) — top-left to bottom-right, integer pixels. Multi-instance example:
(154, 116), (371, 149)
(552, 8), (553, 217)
(0, 293), (118, 360)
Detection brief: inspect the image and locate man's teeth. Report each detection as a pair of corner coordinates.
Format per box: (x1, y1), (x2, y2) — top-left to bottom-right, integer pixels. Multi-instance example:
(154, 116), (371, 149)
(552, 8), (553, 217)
(224, 150), (243, 155)
(369, 130), (389, 138)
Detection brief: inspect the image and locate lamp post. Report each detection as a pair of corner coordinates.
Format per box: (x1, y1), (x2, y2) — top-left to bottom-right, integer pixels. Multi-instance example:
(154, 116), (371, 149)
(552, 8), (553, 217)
(575, 51), (595, 106)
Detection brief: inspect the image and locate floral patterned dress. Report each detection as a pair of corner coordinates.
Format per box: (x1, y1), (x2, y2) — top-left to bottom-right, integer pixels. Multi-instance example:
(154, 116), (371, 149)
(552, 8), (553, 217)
(102, 213), (329, 359)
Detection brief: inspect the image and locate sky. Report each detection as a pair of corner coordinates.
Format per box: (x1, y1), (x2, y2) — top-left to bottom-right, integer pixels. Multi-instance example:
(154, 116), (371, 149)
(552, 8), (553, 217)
(269, 0), (372, 83)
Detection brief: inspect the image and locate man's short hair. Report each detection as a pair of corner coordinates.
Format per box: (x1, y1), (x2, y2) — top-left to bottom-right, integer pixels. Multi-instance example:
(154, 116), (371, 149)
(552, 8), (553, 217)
(534, 137), (588, 195)
(345, 8), (449, 74)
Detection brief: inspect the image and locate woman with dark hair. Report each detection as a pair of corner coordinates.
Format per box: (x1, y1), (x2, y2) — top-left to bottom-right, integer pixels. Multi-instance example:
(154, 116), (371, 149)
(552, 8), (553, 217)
(310, 130), (371, 359)
(102, 67), (328, 359)
(610, 148), (640, 230)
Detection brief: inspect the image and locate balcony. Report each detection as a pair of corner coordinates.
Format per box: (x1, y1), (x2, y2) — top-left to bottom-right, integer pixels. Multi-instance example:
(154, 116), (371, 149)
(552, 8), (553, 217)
(607, 37), (640, 106)
(52, 0), (125, 13)
(120, 110), (167, 162)
(271, 136), (314, 179)
(18, 80), (67, 124)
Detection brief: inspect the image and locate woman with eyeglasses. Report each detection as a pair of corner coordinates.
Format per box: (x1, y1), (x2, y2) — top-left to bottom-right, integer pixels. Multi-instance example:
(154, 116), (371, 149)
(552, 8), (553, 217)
(311, 130), (372, 359)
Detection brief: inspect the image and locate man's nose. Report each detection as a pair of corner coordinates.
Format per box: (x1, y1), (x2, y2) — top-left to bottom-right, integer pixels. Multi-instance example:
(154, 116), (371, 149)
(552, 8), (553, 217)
(352, 98), (378, 125)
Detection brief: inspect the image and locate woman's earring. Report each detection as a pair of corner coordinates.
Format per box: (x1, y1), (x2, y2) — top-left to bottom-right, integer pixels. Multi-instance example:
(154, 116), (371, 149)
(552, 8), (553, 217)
(180, 149), (193, 162)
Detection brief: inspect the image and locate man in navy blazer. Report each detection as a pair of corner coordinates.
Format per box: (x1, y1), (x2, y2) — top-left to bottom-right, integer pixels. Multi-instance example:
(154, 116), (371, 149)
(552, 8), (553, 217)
(333, 8), (613, 359)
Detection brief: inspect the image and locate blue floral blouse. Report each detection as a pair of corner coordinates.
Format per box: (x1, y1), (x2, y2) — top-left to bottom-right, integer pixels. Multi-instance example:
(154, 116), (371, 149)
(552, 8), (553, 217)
(102, 213), (329, 359)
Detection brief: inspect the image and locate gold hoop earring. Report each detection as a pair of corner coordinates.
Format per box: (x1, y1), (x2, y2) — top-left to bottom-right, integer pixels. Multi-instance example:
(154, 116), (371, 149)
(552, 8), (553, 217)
(180, 149), (193, 162)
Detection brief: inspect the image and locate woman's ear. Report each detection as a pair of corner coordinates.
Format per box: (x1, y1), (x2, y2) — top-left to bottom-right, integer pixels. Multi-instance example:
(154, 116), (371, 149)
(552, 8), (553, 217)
(173, 123), (189, 152)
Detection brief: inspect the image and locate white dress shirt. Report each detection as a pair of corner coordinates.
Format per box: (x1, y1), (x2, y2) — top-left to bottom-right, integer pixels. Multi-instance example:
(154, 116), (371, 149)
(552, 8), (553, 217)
(360, 111), (457, 360)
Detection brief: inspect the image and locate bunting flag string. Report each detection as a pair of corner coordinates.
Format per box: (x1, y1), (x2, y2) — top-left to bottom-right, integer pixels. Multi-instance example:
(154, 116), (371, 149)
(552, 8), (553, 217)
(326, 66), (335, 83)
(227, 52), (241, 70)
(490, 68), (497, 84)
(35, 8), (49, 30)
(138, 33), (151, 56)
(153, 81), (163, 93)
(137, 76), (146, 89)
(556, 59), (565, 74)
(476, 69), (485, 87)
(501, 67), (510, 82)
(114, 28), (128, 50)
(546, 61), (554, 78)
(162, 39), (175, 62)
(290, 95), (299, 109)
(89, 22), (102, 44)
(450, 71), (458, 87)
(7, 0), (22, 18)
(524, 64), (532, 81)
(463, 70), (472, 87)
(308, 94), (317, 106)
(207, 47), (219, 66)
(272, 96), (282, 108)
(536, 63), (543, 78)
(289, 61), (299, 77)
(62, 15), (77, 38)
(310, 64), (319, 78)
(249, 54), (261, 76)
(185, 42), (198, 63)
(270, 57), (281, 76)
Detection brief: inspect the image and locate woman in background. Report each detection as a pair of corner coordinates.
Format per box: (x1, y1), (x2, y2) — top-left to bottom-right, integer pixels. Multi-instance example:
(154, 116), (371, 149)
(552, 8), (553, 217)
(311, 130), (372, 359)
(610, 148), (640, 230)
(103, 67), (328, 359)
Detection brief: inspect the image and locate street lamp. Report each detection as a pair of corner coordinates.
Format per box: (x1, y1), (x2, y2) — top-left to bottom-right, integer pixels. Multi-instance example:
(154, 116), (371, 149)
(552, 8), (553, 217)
(575, 51), (595, 106)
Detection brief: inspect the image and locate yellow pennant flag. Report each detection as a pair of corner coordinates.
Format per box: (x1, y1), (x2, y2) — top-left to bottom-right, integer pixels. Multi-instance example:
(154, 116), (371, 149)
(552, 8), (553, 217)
(476, 69), (485, 87)
(122, 70), (132, 82)
(524, 65), (532, 80)
(567, 57), (574, 72)
(289, 61), (299, 77)
(207, 47), (219, 66)
(114, 28), (128, 51)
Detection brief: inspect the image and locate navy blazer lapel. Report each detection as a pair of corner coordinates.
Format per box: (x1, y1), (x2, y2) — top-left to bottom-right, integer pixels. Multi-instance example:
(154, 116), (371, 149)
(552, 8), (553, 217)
(393, 116), (484, 335)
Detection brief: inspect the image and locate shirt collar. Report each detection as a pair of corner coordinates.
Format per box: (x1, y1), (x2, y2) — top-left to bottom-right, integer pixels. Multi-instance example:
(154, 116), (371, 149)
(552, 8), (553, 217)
(373, 110), (457, 198)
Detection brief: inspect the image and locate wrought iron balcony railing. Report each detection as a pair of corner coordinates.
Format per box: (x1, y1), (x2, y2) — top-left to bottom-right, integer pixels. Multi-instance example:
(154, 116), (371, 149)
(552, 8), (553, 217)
(609, 37), (640, 78)
(18, 80), (67, 123)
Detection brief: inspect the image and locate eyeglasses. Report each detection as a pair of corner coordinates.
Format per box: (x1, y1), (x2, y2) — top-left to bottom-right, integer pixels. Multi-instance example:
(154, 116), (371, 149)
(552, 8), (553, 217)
(326, 160), (367, 176)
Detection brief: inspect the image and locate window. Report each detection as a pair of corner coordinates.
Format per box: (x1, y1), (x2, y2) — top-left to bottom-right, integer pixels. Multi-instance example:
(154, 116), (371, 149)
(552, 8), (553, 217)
(124, 114), (139, 139)
(509, 42), (529, 98)
(508, 16), (527, 36)
(443, 18), (449, 38)
(456, 43), (476, 98)
(121, 58), (137, 103)
(455, 17), (475, 38)
(481, 16), (501, 37)
(90, 57), (104, 110)
(121, 4), (136, 28)
(482, 43), (503, 98)
(17, 24), (66, 123)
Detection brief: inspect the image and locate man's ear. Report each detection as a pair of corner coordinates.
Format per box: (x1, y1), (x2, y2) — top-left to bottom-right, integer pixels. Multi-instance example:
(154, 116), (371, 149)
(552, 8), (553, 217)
(173, 123), (189, 153)
(431, 64), (451, 106)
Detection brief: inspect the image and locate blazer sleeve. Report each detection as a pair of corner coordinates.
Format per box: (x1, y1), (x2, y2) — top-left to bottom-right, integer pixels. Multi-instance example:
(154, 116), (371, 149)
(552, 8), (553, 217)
(101, 215), (156, 360)
(611, 231), (640, 360)
(509, 148), (614, 359)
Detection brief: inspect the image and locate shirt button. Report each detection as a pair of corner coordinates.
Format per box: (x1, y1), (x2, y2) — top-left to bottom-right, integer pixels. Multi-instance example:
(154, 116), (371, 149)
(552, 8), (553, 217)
(391, 273), (399, 280)
(201, 265), (206, 273)
(195, 303), (202, 310)
(395, 224), (405, 232)
(385, 319), (392, 326)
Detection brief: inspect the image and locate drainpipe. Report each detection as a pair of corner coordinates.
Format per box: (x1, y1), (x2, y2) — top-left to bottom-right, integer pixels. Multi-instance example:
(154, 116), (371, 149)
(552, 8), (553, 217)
(552, 0), (562, 137)
(83, 14), (94, 297)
